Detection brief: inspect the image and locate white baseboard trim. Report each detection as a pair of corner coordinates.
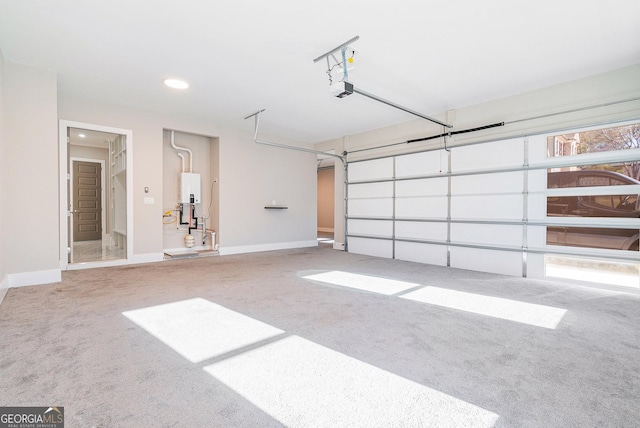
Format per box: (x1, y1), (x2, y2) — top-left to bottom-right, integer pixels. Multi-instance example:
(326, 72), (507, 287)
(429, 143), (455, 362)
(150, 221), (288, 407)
(162, 246), (211, 254)
(65, 253), (164, 270)
(66, 259), (128, 270)
(129, 253), (165, 264)
(219, 240), (318, 256)
(0, 275), (8, 306)
(333, 241), (345, 251)
(7, 269), (62, 288)
(317, 227), (334, 233)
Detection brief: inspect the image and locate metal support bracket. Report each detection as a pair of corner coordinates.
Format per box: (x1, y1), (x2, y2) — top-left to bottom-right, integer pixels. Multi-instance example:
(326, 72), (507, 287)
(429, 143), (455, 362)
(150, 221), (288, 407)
(353, 86), (453, 128)
(244, 109), (265, 141)
(313, 36), (453, 129)
(313, 36), (360, 64)
(244, 109), (345, 163)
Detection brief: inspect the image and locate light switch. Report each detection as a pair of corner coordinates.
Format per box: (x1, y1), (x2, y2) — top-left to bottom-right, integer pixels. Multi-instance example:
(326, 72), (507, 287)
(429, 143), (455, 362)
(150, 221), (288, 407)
(144, 197), (155, 205)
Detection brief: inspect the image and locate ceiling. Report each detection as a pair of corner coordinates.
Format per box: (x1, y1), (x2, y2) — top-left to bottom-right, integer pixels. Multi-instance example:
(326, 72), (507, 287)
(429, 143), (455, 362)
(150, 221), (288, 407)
(69, 128), (120, 148)
(1, 1), (639, 144)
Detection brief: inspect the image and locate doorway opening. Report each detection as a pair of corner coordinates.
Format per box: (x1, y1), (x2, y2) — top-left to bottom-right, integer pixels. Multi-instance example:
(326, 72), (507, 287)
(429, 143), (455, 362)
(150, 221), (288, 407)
(59, 121), (133, 269)
(317, 156), (335, 247)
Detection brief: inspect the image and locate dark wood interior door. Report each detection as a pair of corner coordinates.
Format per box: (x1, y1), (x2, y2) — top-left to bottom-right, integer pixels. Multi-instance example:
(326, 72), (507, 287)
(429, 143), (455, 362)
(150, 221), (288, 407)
(73, 161), (102, 241)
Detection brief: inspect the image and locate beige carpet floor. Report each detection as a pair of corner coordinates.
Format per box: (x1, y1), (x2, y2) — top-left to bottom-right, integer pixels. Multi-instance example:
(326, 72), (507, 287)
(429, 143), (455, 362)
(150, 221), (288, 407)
(1, 246), (639, 427)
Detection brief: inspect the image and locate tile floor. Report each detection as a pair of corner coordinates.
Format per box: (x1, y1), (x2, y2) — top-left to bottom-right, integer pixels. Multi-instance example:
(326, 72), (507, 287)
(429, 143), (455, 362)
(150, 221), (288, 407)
(72, 239), (126, 263)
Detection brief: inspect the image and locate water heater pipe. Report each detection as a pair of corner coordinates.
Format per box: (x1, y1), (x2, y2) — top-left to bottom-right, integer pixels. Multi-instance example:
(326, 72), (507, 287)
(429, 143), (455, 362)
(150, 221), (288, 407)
(177, 152), (186, 173)
(170, 130), (193, 172)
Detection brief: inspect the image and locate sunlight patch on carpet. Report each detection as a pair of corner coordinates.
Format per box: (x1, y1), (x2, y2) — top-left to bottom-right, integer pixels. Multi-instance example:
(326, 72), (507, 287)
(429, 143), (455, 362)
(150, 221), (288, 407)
(401, 287), (567, 329)
(204, 335), (499, 427)
(123, 298), (284, 363)
(302, 271), (419, 295)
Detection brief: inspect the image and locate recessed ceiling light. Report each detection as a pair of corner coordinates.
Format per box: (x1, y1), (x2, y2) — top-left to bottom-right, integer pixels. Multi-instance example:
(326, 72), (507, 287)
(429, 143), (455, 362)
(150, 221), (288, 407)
(164, 78), (189, 89)
(78, 133), (86, 138)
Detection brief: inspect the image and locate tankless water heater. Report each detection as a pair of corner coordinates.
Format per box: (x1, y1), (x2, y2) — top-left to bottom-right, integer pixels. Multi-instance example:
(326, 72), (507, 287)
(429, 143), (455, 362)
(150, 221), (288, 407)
(179, 172), (201, 204)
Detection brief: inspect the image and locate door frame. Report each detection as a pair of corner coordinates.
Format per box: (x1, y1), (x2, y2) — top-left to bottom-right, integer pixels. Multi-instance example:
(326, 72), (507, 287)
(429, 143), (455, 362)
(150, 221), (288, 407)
(59, 120), (133, 269)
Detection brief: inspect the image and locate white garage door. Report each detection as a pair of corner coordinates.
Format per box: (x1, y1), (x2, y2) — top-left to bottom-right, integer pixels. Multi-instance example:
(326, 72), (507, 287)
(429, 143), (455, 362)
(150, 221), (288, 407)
(345, 122), (640, 286)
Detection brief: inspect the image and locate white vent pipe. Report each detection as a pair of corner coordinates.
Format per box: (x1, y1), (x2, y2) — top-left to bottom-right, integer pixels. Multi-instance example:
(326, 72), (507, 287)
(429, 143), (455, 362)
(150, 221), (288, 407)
(170, 130), (193, 172)
(177, 152), (186, 173)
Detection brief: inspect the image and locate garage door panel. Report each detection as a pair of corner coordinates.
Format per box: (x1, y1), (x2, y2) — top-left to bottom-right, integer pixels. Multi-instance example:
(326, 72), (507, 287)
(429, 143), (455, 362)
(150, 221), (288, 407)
(349, 158), (394, 181)
(349, 198), (394, 217)
(450, 247), (523, 277)
(343, 135), (562, 281)
(348, 219), (393, 237)
(349, 182), (394, 198)
(396, 151), (444, 178)
(396, 178), (448, 197)
(451, 223), (522, 247)
(451, 172), (523, 195)
(396, 196), (448, 218)
(395, 242), (447, 266)
(451, 194), (523, 220)
(451, 138), (524, 171)
(348, 237), (393, 259)
(395, 221), (447, 241)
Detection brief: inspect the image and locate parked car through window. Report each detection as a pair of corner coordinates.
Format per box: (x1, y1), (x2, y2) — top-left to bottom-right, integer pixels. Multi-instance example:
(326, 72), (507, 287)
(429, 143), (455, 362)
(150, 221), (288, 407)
(547, 170), (640, 251)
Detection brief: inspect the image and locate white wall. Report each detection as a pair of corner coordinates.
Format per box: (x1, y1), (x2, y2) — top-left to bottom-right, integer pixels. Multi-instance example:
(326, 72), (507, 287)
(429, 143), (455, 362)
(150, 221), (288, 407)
(0, 61), (316, 286)
(58, 97), (317, 260)
(0, 50), (5, 290)
(59, 100), (164, 258)
(3, 62), (60, 285)
(218, 128), (317, 253)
